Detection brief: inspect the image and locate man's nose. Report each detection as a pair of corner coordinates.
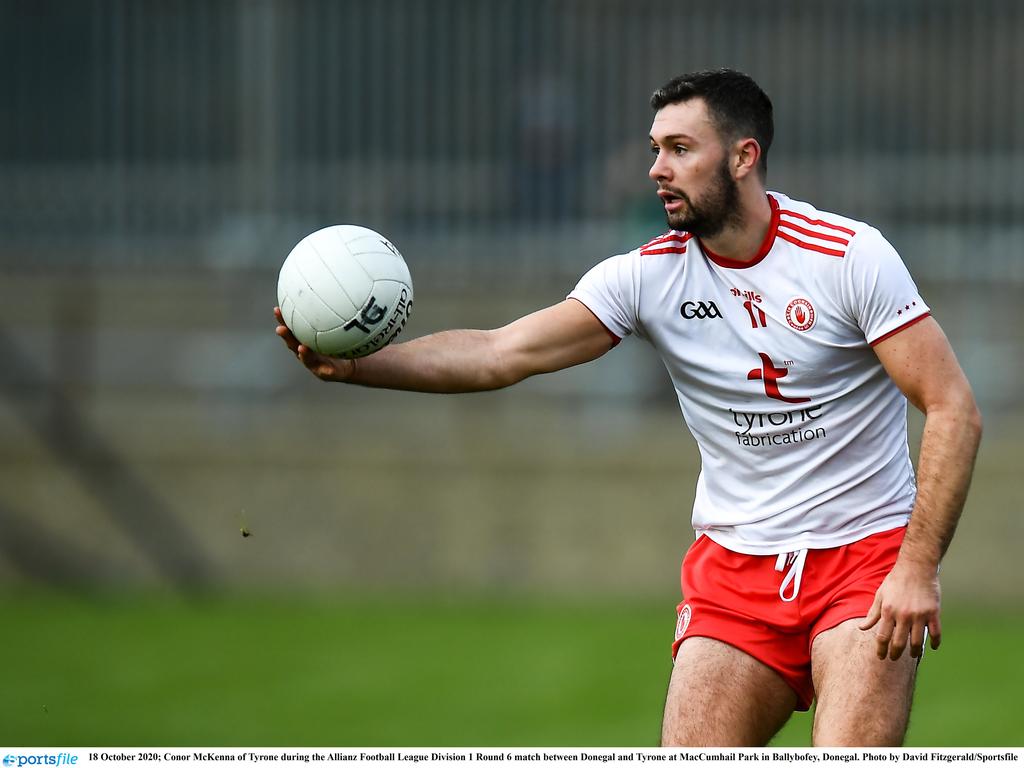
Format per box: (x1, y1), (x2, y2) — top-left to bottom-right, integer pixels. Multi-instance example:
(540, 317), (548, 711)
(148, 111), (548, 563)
(649, 151), (670, 182)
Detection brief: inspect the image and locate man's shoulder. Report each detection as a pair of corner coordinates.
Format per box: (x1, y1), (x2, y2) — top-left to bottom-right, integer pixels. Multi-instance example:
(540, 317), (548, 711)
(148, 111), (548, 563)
(770, 192), (879, 262)
(771, 193), (873, 235)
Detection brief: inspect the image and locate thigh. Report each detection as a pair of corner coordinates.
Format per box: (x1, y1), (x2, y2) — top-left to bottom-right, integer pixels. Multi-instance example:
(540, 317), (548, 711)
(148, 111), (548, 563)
(810, 618), (917, 746)
(662, 637), (797, 747)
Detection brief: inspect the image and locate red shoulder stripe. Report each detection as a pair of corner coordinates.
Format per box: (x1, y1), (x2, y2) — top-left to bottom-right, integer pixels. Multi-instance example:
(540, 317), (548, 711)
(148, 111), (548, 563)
(778, 230), (845, 258)
(643, 231), (691, 246)
(641, 245), (687, 255)
(642, 247), (687, 255)
(779, 209), (856, 237)
(778, 218), (850, 247)
(641, 231), (691, 255)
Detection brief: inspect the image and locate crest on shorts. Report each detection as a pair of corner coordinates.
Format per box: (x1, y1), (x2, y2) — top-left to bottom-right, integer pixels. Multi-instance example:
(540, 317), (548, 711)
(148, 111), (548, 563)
(674, 604), (692, 642)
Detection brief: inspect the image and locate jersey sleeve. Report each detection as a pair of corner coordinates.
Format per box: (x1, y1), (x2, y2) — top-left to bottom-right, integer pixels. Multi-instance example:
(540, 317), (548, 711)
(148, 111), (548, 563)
(842, 227), (930, 346)
(567, 251), (643, 341)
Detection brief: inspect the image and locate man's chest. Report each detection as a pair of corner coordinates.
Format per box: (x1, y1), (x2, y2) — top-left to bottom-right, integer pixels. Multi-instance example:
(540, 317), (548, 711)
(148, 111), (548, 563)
(638, 258), (869, 404)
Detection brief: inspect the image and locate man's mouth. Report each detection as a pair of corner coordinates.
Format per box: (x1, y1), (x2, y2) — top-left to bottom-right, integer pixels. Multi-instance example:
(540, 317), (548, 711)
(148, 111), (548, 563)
(658, 189), (685, 213)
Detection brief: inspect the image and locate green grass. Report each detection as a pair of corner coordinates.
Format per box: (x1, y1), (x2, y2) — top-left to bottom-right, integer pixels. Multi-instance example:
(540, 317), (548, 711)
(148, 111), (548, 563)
(0, 592), (1020, 746)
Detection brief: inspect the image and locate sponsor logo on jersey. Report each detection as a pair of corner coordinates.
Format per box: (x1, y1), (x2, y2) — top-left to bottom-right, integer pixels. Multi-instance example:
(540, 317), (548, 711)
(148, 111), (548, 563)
(747, 352), (810, 403)
(674, 604), (692, 643)
(680, 300), (722, 320)
(785, 297), (816, 331)
(731, 352), (829, 448)
(729, 405), (827, 447)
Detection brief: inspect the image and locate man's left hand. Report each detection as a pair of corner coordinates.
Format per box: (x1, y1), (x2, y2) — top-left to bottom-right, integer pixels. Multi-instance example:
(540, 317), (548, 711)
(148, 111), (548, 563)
(859, 560), (942, 660)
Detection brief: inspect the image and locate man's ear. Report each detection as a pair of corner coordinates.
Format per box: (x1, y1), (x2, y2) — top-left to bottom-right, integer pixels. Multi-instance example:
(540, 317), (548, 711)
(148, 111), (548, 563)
(733, 138), (762, 180)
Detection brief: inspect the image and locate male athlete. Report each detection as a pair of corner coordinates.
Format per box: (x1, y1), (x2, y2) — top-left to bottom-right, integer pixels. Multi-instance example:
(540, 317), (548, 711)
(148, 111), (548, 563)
(275, 69), (981, 746)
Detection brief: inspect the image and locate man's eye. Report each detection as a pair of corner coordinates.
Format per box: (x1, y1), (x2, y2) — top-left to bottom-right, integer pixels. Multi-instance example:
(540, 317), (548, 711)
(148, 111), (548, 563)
(650, 145), (660, 156)
(674, 145), (687, 155)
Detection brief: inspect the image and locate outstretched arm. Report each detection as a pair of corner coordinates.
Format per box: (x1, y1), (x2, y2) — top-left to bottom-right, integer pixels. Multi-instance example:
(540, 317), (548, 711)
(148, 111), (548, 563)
(860, 316), (982, 660)
(274, 298), (617, 393)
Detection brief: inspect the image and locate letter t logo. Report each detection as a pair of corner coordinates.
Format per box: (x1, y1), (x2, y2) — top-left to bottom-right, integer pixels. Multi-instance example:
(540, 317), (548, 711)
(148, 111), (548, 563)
(748, 353), (811, 403)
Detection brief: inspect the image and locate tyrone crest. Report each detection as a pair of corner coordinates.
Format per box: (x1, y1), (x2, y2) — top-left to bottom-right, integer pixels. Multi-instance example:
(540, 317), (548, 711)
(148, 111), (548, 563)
(785, 297), (816, 331)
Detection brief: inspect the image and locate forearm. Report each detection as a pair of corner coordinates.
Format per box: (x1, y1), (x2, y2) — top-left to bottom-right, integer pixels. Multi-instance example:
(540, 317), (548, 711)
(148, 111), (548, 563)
(899, 401), (982, 569)
(345, 328), (513, 393)
(280, 299), (614, 393)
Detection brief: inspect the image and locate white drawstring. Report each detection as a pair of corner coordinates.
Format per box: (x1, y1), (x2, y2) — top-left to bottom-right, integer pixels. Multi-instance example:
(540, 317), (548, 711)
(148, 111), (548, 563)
(775, 549), (808, 602)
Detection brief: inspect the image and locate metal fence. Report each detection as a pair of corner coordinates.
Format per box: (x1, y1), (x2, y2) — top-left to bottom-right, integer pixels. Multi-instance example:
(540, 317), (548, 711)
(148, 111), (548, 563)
(2, 0), (1023, 282)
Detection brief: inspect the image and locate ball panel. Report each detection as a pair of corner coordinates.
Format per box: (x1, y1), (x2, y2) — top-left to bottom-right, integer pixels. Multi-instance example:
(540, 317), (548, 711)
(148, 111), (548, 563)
(315, 264), (374, 313)
(279, 293), (294, 329)
(285, 295), (320, 350)
(282, 259), (351, 334)
(337, 228), (410, 285)
(296, 243), (363, 322)
(277, 263), (319, 348)
(347, 246), (412, 285)
(314, 326), (363, 357)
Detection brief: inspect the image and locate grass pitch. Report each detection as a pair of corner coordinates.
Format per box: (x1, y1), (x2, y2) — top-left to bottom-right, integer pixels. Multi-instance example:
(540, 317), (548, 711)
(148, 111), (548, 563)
(0, 592), (1019, 746)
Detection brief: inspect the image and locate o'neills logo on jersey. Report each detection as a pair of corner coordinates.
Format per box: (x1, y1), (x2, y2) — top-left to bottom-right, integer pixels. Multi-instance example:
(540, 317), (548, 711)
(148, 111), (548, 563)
(785, 297), (816, 331)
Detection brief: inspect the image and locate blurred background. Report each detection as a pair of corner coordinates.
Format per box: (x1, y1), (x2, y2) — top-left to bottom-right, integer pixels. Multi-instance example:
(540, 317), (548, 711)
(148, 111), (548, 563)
(1, 0), (1021, 747)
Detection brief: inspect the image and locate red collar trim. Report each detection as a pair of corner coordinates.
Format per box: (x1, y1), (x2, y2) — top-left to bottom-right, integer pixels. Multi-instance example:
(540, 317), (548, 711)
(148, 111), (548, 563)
(699, 194), (780, 269)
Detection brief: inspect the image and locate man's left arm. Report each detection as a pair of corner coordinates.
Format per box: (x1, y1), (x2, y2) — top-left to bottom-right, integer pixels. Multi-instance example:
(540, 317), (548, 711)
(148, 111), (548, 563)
(859, 315), (983, 660)
(864, 319), (983, 663)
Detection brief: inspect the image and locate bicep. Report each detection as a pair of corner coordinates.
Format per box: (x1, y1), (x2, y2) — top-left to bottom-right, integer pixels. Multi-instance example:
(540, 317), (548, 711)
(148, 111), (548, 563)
(493, 298), (618, 383)
(872, 316), (974, 413)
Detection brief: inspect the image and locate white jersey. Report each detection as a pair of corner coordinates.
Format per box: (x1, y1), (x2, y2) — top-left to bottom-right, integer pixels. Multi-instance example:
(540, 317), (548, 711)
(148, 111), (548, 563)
(569, 192), (929, 555)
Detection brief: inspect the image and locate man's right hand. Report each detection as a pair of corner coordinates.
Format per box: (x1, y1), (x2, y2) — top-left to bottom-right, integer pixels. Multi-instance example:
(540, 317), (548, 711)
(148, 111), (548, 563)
(274, 307), (355, 382)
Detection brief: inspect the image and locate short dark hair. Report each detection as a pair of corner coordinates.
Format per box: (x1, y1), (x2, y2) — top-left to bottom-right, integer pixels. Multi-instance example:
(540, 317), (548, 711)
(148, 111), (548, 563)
(650, 69), (774, 178)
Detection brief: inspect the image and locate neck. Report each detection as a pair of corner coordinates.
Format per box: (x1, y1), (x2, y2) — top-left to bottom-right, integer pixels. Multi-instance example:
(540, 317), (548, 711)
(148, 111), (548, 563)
(699, 187), (773, 263)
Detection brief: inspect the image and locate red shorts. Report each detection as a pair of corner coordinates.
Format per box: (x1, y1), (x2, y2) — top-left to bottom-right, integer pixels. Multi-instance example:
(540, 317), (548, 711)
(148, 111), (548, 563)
(671, 526), (906, 711)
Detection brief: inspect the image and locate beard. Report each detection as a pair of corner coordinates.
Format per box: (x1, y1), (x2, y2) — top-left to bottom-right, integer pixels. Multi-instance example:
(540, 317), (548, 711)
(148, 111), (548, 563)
(663, 158), (742, 239)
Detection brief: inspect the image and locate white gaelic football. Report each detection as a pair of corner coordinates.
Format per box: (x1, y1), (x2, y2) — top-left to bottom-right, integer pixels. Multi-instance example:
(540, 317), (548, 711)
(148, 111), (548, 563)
(277, 225), (413, 358)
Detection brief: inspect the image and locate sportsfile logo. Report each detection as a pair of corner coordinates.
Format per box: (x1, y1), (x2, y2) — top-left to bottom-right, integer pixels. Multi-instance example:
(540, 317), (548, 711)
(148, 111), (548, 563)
(3, 755), (78, 767)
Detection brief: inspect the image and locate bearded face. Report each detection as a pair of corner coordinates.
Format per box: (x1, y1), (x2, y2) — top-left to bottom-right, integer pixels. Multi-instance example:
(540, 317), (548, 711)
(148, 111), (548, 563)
(661, 154), (742, 239)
